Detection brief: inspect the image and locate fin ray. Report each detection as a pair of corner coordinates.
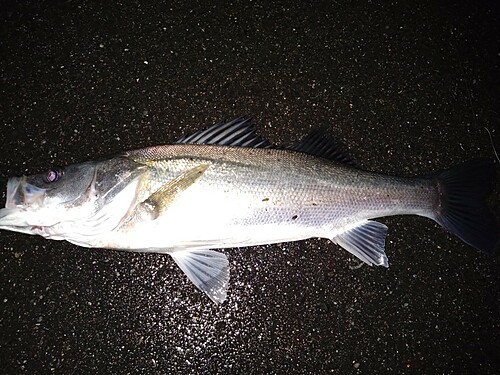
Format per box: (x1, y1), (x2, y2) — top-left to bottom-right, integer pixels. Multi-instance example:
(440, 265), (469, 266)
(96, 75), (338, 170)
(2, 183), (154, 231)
(142, 164), (208, 219)
(333, 220), (389, 267)
(176, 116), (273, 148)
(289, 128), (356, 165)
(170, 249), (229, 304)
(432, 158), (498, 253)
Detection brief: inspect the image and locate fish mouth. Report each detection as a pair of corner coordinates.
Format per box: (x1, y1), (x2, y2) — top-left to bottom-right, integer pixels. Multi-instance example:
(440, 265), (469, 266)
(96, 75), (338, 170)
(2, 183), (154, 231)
(5, 177), (46, 209)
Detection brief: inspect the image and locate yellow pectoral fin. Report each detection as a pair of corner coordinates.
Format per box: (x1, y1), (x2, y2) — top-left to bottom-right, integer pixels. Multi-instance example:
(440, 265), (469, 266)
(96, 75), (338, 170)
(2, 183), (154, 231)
(142, 164), (209, 219)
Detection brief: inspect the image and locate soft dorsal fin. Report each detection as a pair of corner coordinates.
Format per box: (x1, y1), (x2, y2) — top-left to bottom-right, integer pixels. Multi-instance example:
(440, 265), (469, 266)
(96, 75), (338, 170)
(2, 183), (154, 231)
(176, 116), (273, 148)
(289, 128), (356, 166)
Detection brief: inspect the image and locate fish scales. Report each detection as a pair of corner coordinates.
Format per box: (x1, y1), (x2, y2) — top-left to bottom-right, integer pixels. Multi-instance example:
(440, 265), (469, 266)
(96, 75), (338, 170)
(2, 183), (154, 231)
(129, 144), (436, 232)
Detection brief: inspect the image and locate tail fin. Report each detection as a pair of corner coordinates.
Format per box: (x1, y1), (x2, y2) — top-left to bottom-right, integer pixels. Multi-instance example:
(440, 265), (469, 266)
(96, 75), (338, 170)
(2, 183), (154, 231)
(432, 158), (498, 254)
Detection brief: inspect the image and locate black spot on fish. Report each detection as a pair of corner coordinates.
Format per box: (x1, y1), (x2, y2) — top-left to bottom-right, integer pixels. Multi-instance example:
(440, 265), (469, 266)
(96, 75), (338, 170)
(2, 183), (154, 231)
(292, 214), (298, 220)
(262, 197), (269, 202)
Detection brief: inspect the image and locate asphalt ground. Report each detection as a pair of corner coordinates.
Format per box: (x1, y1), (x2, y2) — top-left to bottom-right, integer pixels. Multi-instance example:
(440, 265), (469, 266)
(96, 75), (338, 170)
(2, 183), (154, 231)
(0, 1), (499, 374)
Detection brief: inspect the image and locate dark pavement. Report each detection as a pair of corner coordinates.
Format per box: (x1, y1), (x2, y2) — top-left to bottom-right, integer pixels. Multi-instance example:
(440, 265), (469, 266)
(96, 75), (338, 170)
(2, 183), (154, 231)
(1, 1), (499, 373)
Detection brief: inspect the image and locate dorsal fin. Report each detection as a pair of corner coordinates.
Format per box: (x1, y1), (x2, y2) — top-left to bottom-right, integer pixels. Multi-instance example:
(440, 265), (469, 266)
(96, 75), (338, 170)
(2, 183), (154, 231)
(176, 116), (273, 148)
(289, 128), (356, 166)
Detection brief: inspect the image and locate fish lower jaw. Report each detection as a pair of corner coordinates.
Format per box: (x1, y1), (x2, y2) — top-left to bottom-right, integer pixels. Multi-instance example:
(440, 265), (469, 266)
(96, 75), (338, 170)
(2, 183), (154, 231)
(30, 225), (52, 238)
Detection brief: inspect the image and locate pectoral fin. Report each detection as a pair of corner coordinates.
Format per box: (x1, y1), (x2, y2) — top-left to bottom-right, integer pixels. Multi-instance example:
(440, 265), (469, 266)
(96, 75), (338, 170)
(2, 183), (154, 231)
(142, 164), (208, 219)
(332, 220), (389, 267)
(170, 249), (229, 304)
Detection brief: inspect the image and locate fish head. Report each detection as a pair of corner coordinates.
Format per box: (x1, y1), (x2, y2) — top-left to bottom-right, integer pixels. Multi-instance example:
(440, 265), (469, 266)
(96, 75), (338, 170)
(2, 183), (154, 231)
(0, 161), (99, 231)
(0, 157), (145, 242)
(6, 162), (97, 211)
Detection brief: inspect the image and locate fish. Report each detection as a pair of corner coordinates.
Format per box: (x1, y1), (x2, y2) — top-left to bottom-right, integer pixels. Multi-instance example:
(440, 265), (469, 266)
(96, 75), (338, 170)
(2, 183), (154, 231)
(0, 117), (498, 303)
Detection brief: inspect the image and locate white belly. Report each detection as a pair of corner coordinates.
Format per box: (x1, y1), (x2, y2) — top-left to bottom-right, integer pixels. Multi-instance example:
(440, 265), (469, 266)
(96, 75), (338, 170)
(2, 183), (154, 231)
(90, 181), (328, 252)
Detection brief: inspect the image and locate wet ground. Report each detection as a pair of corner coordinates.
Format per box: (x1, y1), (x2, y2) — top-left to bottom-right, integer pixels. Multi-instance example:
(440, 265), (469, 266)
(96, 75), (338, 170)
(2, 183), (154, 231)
(1, 1), (499, 374)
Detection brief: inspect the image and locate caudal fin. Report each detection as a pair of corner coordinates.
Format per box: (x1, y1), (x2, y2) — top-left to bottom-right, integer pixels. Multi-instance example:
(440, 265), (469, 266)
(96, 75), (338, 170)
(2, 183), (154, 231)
(432, 158), (498, 254)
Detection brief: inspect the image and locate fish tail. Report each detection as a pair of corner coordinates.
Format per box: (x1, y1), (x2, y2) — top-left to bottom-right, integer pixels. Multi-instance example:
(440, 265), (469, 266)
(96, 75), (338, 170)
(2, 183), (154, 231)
(431, 158), (499, 254)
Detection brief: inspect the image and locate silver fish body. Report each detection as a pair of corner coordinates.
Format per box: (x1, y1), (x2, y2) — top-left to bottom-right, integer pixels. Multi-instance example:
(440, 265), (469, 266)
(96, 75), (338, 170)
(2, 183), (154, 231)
(0, 117), (497, 303)
(112, 145), (436, 252)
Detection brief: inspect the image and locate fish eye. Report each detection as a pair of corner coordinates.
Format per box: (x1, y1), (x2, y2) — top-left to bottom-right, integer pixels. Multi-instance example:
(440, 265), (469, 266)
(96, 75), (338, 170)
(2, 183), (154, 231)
(44, 168), (63, 183)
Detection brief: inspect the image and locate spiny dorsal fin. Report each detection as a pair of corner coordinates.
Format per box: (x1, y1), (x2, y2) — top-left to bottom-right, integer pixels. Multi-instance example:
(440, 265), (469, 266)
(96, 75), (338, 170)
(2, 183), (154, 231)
(176, 116), (273, 148)
(289, 128), (356, 166)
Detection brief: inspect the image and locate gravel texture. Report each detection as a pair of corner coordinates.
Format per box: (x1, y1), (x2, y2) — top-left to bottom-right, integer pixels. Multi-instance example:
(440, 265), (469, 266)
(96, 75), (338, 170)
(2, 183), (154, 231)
(1, 1), (499, 374)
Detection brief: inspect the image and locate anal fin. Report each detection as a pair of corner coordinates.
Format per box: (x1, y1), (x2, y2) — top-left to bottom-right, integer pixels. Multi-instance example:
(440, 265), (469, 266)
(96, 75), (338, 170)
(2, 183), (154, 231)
(170, 249), (229, 304)
(332, 220), (389, 267)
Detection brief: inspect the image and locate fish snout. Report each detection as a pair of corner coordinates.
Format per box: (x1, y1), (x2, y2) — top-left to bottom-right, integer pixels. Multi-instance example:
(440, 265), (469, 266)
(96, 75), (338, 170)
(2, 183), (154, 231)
(6, 177), (46, 208)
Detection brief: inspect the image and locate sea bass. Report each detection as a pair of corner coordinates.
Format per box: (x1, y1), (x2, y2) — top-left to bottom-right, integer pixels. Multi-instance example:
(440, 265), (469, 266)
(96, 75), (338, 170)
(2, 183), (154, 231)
(0, 117), (498, 303)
